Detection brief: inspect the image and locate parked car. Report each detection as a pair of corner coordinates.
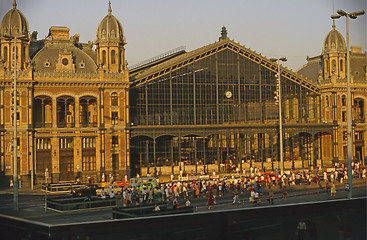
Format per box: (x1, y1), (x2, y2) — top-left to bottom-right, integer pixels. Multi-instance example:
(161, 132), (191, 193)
(96, 183), (122, 196)
(71, 184), (100, 197)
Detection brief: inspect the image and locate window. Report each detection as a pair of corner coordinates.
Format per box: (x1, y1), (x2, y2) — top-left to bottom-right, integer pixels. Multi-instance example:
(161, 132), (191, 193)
(343, 131), (347, 141)
(342, 111), (346, 122)
(340, 59), (344, 72)
(59, 138), (73, 149)
(111, 111), (118, 125)
(111, 50), (116, 64)
(3, 46), (7, 62)
(62, 58), (68, 65)
(82, 137), (96, 149)
(112, 136), (119, 148)
(341, 95), (346, 106)
(82, 156), (96, 171)
(36, 138), (51, 150)
(332, 60), (336, 73)
(111, 92), (118, 106)
(102, 50), (106, 65)
(355, 131), (363, 141)
(325, 96), (329, 107)
(11, 112), (20, 126)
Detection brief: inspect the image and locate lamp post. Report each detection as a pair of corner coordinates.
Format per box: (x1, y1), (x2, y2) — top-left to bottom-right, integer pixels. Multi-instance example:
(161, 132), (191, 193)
(331, 9), (365, 199)
(12, 36), (19, 211)
(270, 57), (287, 175)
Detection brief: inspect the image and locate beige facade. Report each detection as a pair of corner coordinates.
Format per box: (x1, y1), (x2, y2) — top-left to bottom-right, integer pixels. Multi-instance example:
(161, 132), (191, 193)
(297, 23), (367, 166)
(0, 1), (130, 185)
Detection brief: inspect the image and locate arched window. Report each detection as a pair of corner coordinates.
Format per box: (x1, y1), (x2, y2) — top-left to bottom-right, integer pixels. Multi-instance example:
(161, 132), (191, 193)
(3, 46), (7, 62)
(102, 50), (106, 65)
(332, 60), (336, 73)
(341, 95), (346, 106)
(340, 59), (344, 72)
(111, 92), (118, 106)
(325, 96), (329, 107)
(354, 98), (364, 123)
(111, 50), (116, 64)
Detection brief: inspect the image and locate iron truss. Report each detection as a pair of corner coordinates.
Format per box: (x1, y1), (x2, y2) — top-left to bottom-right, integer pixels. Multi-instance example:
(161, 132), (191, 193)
(128, 122), (333, 140)
(132, 39), (320, 94)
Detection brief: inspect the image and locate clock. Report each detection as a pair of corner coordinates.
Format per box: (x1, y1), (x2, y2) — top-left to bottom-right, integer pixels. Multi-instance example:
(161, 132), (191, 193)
(225, 90), (232, 99)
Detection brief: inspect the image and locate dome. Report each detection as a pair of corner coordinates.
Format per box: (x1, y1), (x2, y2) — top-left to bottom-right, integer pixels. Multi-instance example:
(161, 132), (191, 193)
(0, 0), (28, 37)
(323, 25), (346, 53)
(96, 2), (124, 42)
(31, 44), (97, 74)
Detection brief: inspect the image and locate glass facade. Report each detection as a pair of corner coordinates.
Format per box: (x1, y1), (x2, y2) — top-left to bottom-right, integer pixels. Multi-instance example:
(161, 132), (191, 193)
(129, 45), (331, 176)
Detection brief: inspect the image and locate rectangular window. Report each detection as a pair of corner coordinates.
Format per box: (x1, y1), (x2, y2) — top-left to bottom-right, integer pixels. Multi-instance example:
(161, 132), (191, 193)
(111, 111), (118, 125)
(342, 111), (346, 122)
(82, 156), (96, 171)
(82, 137), (96, 149)
(112, 136), (119, 148)
(343, 131), (347, 141)
(59, 138), (73, 149)
(36, 138), (51, 150)
(11, 112), (20, 126)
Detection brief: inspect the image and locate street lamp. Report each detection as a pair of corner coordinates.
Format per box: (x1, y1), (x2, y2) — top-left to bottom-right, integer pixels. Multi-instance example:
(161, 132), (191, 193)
(270, 57), (287, 175)
(331, 9), (365, 199)
(12, 36), (19, 211)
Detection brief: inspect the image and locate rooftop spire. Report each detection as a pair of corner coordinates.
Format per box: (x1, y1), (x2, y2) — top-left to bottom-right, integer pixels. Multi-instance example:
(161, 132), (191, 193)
(108, 1), (112, 14)
(332, 0), (335, 29)
(13, 0), (17, 9)
(219, 26), (228, 41)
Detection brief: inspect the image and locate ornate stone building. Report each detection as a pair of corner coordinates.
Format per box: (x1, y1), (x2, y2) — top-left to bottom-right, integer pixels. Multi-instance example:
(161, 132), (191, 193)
(0, 1), (130, 185)
(297, 21), (367, 165)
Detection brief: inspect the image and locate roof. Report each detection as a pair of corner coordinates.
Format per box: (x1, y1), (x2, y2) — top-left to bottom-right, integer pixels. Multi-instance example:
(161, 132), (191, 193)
(0, 0), (28, 38)
(96, 1), (124, 43)
(31, 41), (97, 74)
(323, 26), (346, 54)
(130, 38), (320, 93)
(296, 56), (323, 84)
(297, 52), (367, 83)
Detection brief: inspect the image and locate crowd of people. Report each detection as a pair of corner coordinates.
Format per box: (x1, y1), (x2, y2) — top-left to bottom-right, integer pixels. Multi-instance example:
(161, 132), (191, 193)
(105, 161), (366, 210)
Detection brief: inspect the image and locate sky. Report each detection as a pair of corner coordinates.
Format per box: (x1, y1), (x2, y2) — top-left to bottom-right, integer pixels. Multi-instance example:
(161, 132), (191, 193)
(1, 0), (366, 71)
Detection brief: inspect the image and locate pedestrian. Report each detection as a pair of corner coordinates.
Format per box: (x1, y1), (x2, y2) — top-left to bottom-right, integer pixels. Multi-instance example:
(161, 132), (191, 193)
(254, 190), (260, 206)
(232, 187), (240, 204)
(153, 204), (160, 212)
(325, 181), (330, 194)
(207, 192), (214, 210)
(9, 178), (13, 189)
(172, 197), (179, 210)
(282, 187), (287, 201)
(296, 219), (307, 240)
(268, 188), (274, 205)
(185, 198), (191, 207)
(330, 182), (336, 197)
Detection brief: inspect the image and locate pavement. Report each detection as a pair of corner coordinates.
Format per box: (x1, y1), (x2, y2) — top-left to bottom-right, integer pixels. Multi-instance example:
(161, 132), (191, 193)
(0, 178), (366, 224)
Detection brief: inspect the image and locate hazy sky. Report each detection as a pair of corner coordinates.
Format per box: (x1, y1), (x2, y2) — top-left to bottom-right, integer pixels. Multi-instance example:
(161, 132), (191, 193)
(1, 0), (366, 71)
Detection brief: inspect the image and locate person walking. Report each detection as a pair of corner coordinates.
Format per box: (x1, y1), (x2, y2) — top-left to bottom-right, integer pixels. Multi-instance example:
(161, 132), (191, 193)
(330, 182), (336, 197)
(282, 187), (287, 201)
(268, 188), (274, 205)
(296, 219), (307, 240)
(232, 187), (240, 204)
(207, 192), (214, 210)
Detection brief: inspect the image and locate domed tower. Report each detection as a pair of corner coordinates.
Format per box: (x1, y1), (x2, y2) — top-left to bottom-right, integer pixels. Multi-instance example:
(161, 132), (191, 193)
(95, 1), (126, 73)
(322, 22), (346, 80)
(0, 0), (30, 70)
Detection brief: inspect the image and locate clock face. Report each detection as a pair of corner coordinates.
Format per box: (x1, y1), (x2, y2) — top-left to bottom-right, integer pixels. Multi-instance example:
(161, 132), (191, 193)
(225, 90), (232, 98)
